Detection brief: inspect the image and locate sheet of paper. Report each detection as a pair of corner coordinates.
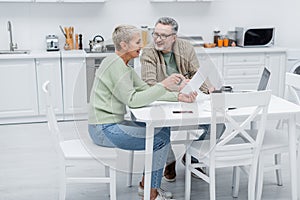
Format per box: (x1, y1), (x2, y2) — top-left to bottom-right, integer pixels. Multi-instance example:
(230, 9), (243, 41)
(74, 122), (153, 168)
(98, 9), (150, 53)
(181, 64), (211, 94)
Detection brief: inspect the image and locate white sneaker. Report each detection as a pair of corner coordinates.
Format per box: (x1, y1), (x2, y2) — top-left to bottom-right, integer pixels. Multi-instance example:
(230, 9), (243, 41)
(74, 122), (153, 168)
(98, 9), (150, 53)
(155, 192), (176, 200)
(138, 185), (173, 199)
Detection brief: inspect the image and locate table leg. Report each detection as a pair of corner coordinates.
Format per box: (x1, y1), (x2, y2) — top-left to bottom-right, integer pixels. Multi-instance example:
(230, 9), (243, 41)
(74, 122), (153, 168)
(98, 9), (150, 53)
(288, 115), (298, 200)
(144, 125), (154, 200)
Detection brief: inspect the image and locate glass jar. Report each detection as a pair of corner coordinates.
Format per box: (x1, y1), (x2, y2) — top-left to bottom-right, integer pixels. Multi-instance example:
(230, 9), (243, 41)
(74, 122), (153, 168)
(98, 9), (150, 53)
(213, 30), (221, 45)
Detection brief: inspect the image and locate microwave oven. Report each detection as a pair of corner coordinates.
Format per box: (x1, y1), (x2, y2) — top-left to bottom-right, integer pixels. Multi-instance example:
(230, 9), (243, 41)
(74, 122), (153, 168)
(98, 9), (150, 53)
(235, 27), (275, 47)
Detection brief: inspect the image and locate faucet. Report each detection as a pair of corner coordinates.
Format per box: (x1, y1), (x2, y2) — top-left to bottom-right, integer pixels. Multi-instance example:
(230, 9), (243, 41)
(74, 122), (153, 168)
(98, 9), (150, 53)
(7, 21), (17, 51)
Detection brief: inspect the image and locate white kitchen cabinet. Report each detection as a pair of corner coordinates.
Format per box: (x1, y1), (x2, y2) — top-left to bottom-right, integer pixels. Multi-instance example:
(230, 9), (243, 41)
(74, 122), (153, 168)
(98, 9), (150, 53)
(61, 0), (106, 2)
(223, 53), (265, 91)
(265, 52), (286, 97)
(35, 0), (105, 2)
(197, 50), (286, 96)
(35, 57), (63, 118)
(61, 52), (87, 120)
(0, 0), (33, 2)
(150, 0), (213, 2)
(0, 59), (38, 119)
(0, 0), (106, 2)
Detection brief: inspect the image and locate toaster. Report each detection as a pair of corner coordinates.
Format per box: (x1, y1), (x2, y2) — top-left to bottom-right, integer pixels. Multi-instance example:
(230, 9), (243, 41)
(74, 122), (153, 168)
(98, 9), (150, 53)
(46, 35), (59, 51)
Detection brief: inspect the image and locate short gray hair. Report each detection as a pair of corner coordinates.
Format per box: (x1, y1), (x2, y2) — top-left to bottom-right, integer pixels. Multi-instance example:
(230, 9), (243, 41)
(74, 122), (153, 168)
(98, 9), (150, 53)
(155, 17), (179, 34)
(112, 25), (140, 51)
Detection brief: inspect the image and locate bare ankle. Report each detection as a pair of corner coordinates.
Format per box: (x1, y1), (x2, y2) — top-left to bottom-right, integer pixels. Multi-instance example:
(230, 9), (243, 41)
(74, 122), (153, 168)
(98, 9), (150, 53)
(150, 188), (158, 200)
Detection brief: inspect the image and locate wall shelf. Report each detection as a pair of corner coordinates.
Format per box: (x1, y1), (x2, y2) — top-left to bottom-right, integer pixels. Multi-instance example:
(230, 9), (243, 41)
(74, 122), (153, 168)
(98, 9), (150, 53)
(0, 0), (106, 2)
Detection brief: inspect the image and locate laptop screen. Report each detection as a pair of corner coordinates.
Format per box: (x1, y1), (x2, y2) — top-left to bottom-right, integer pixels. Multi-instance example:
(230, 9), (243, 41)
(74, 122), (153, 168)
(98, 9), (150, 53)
(257, 67), (271, 91)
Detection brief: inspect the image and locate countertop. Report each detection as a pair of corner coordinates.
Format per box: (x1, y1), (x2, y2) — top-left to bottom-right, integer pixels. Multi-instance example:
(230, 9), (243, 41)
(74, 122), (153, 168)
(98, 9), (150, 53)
(0, 46), (288, 59)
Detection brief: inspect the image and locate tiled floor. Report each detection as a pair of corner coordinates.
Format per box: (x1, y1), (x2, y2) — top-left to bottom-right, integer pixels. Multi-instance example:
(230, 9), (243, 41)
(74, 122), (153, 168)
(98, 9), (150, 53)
(0, 120), (292, 200)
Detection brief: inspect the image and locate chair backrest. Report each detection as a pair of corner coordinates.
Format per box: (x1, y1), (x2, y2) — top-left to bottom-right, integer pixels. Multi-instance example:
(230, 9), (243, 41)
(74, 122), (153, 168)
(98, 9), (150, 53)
(285, 72), (300, 105)
(209, 90), (271, 165)
(42, 81), (63, 143)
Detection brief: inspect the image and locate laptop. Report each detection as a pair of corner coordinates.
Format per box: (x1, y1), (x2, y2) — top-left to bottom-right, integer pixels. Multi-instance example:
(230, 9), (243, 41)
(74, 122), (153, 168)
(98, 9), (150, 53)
(257, 67), (271, 91)
(220, 67), (271, 93)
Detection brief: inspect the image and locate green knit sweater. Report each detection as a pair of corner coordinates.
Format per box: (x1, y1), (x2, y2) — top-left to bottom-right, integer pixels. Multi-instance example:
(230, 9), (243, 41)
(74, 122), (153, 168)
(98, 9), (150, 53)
(88, 54), (177, 124)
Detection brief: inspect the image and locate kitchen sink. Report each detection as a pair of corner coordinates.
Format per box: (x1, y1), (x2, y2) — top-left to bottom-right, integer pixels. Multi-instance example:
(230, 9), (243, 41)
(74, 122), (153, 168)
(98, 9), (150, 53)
(0, 50), (30, 54)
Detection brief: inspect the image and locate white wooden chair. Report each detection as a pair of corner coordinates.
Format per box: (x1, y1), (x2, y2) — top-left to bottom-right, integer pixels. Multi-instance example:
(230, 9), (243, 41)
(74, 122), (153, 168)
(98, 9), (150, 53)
(233, 72), (300, 200)
(43, 80), (119, 200)
(184, 90), (271, 200)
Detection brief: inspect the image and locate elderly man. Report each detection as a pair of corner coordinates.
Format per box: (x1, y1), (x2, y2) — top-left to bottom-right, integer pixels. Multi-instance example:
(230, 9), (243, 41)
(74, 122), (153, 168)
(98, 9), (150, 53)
(141, 17), (224, 182)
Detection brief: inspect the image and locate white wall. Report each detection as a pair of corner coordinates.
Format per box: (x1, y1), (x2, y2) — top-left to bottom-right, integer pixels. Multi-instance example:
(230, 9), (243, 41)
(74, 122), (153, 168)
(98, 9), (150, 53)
(0, 0), (299, 51)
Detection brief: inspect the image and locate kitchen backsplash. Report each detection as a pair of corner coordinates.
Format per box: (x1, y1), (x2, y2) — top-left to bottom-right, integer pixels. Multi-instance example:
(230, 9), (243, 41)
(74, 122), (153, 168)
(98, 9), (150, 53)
(0, 0), (297, 50)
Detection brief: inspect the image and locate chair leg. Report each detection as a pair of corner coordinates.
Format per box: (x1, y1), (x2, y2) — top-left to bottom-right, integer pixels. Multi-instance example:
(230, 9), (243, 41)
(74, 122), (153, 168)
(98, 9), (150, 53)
(127, 150), (134, 187)
(275, 119), (282, 129)
(184, 151), (192, 200)
(248, 164), (258, 200)
(109, 167), (117, 200)
(232, 166), (240, 198)
(59, 166), (66, 200)
(105, 166), (110, 197)
(256, 156), (265, 200)
(274, 153), (283, 186)
(209, 165), (216, 200)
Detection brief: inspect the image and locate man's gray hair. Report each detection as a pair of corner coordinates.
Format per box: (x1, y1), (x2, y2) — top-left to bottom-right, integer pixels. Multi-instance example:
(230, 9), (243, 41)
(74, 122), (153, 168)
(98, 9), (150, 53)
(155, 17), (179, 34)
(112, 25), (140, 51)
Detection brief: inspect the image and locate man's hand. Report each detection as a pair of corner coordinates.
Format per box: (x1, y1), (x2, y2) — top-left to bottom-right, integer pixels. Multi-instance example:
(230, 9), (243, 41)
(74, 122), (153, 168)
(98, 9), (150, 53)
(178, 91), (198, 103)
(161, 74), (186, 92)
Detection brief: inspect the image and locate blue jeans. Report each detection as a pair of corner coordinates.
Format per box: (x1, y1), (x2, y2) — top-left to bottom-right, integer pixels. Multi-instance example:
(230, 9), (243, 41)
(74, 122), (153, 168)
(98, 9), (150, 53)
(166, 123), (226, 164)
(88, 121), (170, 189)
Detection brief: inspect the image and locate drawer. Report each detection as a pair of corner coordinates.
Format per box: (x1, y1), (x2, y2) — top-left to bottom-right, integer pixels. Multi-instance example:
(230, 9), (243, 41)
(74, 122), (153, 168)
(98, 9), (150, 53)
(224, 82), (258, 91)
(224, 53), (265, 65)
(224, 66), (262, 78)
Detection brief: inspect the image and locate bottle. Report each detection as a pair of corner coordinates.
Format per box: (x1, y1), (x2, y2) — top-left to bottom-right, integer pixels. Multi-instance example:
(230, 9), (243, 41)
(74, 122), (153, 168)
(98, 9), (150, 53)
(213, 30), (221, 45)
(75, 34), (79, 50)
(79, 34), (83, 50)
(141, 26), (148, 48)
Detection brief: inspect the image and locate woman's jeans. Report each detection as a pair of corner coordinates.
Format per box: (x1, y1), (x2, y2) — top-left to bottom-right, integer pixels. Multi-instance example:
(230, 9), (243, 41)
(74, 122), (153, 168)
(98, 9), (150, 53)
(88, 120), (170, 189)
(166, 123), (226, 164)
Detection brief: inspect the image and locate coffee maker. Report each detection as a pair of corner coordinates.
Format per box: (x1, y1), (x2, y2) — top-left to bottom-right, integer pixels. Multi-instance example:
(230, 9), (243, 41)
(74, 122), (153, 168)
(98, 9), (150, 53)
(46, 35), (59, 51)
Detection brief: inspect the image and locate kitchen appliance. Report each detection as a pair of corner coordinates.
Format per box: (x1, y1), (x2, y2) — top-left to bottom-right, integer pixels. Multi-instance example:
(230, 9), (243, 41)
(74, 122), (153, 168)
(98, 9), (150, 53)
(286, 49), (300, 103)
(235, 27), (275, 47)
(89, 35), (105, 52)
(46, 35), (59, 51)
(179, 36), (204, 46)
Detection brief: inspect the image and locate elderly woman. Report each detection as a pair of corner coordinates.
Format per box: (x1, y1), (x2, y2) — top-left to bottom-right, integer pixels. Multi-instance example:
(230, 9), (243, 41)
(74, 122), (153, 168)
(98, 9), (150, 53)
(88, 24), (197, 200)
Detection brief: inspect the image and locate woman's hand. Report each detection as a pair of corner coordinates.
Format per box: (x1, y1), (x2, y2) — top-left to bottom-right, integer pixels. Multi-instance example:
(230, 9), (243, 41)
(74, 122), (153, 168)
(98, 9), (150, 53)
(161, 74), (186, 92)
(178, 91), (198, 103)
(208, 87), (215, 94)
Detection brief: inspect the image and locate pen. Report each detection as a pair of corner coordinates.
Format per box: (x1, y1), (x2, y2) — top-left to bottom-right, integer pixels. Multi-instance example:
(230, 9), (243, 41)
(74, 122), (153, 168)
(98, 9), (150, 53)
(173, 111), (193, 113)
(177, 77), (183, 85)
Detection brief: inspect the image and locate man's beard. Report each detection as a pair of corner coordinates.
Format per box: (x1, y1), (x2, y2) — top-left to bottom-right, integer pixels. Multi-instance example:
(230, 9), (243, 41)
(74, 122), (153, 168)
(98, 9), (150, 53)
(154, 44), (165, 51)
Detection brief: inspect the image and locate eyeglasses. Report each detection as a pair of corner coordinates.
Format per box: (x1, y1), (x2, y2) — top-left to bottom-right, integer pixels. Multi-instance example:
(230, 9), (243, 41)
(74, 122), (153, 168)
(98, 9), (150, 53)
(152, 32), (176, 40)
